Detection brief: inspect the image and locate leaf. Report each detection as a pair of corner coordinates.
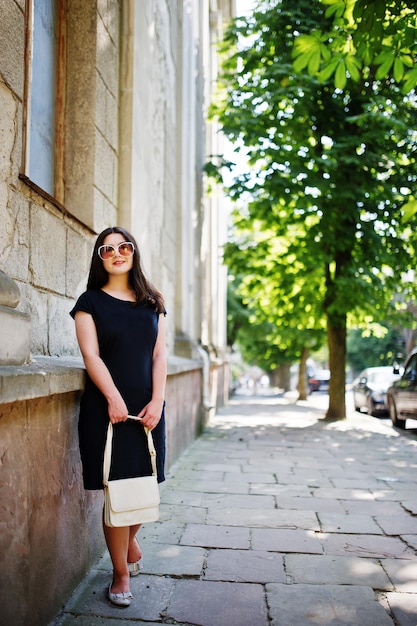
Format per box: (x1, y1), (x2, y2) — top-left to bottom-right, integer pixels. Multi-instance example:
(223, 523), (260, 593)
(317, 56), (341, 82)
(293, 52), (311, 73)
(335, 59), (347, 89)
(393, 56), (404, 82)
(308, 49), (322, 75)
(401, 200), (417, 222)
(375, 54), (394, 80)
(401, 55), (414, 69)
(345, 55), (360, 81)
(292, 33), (322, 57)
(402, 67), (417, 93)
(324, 0), (346, 19)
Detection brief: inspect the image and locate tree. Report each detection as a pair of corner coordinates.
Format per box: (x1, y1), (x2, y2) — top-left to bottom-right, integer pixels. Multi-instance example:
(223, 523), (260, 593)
(292, 0), (417, 219)
(293, 0), (417, 92)
(347, 325), (406, 374)
(225, 210), (326, 399)
(212, 0), (417, 418)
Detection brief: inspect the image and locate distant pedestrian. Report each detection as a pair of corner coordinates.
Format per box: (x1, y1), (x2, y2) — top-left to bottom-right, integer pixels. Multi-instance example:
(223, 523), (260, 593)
(70, 226), (167, 607)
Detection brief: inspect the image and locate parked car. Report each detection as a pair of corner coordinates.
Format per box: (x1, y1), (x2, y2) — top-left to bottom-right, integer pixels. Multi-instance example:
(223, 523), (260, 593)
(352, 366), (401, 417)
(387, 348), (417, 429)
(308, 369), (330, 392)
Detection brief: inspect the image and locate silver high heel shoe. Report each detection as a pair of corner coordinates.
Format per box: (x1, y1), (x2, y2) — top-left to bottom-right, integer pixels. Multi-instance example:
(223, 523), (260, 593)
(128, 559), (143, 577)
(108, 583), (133, 607)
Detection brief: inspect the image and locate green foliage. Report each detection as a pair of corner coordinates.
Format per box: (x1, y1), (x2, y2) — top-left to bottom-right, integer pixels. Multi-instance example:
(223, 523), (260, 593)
(292, 0), (417, 93)
(347, 325), (406, 374)
(211, 0), (417, 402)
(225, 216), (327, 369)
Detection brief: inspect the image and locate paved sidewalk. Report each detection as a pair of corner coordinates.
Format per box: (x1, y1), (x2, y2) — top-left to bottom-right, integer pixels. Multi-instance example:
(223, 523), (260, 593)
(52, 390), (417, 626)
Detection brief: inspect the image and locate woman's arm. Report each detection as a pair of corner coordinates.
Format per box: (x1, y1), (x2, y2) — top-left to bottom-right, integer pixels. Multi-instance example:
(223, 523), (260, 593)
(74, 311), (128, 423)
(138, 314), (167, 430)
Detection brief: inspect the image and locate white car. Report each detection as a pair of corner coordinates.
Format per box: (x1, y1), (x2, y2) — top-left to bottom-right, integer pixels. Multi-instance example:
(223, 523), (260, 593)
(353, 366), (401, 416)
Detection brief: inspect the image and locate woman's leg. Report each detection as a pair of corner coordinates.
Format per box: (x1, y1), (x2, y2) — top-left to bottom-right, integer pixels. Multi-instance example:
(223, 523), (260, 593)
(127, 524), (142, 563)
(103, 522), (130, 593)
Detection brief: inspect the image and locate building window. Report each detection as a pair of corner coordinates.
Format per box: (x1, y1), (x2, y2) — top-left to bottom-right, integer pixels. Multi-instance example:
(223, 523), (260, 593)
(21, 0), (65, 203)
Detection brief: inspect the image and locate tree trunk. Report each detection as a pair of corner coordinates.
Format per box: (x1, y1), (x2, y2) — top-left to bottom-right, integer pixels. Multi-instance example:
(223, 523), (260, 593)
(273, 362), (291, 391)
(325, 317), (346, 420)
(297, 347), (309, 400)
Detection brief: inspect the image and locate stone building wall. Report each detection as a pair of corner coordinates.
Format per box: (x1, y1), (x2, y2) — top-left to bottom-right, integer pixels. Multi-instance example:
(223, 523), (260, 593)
(0, 1), (232, 624)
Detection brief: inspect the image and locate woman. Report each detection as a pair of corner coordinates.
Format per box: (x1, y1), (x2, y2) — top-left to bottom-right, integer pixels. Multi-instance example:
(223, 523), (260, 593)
(70, 226), (167, 607)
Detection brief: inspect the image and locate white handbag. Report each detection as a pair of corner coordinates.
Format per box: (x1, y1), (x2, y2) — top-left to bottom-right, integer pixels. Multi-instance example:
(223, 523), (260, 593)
(103, 416), (160, 527)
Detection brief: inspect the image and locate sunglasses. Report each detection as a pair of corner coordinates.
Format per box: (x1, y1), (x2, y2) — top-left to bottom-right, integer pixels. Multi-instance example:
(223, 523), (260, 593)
(98, 241), (135, 260)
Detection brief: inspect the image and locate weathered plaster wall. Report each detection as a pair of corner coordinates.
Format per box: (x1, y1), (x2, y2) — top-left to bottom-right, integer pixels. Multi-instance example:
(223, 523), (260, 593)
(0, 2), (231, 624)
(0, 358), (206, 626)
(0, 392), (102, 626)
(0, 1), (111, 358)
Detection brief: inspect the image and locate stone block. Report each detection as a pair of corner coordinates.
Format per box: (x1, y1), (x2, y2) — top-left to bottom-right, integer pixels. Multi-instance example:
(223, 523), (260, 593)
(0, 305), (30, 365)
(30, 207), (66, 294)
(65, 229), (90, 299)
(48, 294), (78, 356)
(28, 286), (49, 354)
(0, 82), (16, 179)
(0, 366), (49, 403)
(0, 1), (24, 98)
(95, 72), (107, 138)
(2, 189), (30, 282)
(96, 16), (118, 96)
(94, 129), (116, 206)
(0, 270), (20, 307)
(0, 356), (85, 403)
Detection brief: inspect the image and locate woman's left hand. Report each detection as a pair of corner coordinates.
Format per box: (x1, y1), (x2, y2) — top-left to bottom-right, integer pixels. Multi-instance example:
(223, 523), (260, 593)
(137, 399), (163, 431)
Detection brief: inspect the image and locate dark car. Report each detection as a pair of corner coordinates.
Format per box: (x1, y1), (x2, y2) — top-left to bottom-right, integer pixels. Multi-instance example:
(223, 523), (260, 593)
(387, 348), (417, 429)
(308, 369), (330, 392)
(353, 366), (401, 417)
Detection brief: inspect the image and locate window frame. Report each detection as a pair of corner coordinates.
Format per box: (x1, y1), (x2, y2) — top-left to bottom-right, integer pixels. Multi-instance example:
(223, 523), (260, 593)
(20, 0), (66, 207)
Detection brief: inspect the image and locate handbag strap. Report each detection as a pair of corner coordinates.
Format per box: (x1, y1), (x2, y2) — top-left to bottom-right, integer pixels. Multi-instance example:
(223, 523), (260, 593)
(103, 417), (157, 487)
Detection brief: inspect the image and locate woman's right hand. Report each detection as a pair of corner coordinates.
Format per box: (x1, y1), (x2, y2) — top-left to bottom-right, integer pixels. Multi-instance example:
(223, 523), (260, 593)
(107, 394), (129, 424)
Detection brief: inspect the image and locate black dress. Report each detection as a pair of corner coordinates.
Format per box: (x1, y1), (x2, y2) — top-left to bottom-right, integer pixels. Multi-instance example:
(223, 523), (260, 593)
(70, 289), (166, 490)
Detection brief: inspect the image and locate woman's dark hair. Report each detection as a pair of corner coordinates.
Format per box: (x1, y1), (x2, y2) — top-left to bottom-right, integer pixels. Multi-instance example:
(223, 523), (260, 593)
(87, 226), (165, 313)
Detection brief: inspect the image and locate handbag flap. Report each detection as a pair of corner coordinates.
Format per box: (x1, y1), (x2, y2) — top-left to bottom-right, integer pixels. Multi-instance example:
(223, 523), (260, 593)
(107, 476), (160, 512)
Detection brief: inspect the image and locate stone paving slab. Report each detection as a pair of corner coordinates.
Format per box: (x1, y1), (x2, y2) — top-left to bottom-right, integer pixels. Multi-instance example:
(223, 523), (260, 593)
(403, 499), (417, 515)
(51, 391), (417, 626)
(206, 506), (320, 529)
(319, 532), (416, 559)
(180, 523), (250, 549)
(380, 558), (417, 592)
(318, 512), (384, 534)
(266, 583), (394, 626)
(138, 520), (184, 546)
(167, 478), (251, 494)
(276, 494), (346, 513)
(205, 492), (276, 508)
(310, 487), (376, 500)
(285, 554), (393, 589)
(251, 527), (323, 554)
(136, 543), (207, 577)
(204, 548), (286, 583)
(376, 513), (417, 535)
(386, 591), (417, 626)
(159, 502), (207, 524)
(250, 483), (312, 497)
(341, 499), (406, 516)
(165, 579), (267, 626)
(62, 569), (174, 622)
(401, 534), (417, 551)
